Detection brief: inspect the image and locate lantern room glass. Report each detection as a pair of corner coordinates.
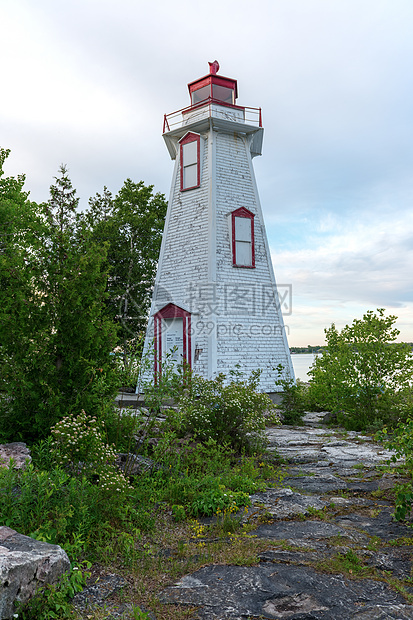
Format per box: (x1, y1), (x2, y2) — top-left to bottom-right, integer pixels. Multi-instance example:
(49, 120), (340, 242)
(191, 83), (235, 106)
(212, 85), (234, 104)
(191, 85), (210, 105)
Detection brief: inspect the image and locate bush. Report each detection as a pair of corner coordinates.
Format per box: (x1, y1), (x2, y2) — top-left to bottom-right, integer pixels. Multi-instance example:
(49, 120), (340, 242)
(275, 365), (308, 424)
(50, 410), (133, 500)
(307, 309), (413, 431)
(0, 464), (101, 558)
(178, 370), (275, 453)
(0, 447), (150, 561)
(379, 414), (413, 521)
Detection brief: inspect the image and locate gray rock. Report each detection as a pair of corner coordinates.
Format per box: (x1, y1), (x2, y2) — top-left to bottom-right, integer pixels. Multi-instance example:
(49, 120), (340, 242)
(378, 474), (401, 491)
(333, 507), (413, 542)
(352, 605), (413, 619)
(247, 487), (327, 519)
(115, 453), (158, 475)
(160, 563), (412, 619)
(303, 411), (332, 425)
(0, 443), (31, 470)
(321, 443), (396, 467)
(0, 526), (70, 619)
(72, 573), (128, 612)
(322, 410), (338, 425)
(266, 425), (400, 468)
(252, 519), (369, 544)
(368, 549), (413, 577)
(282, 472), (348, 494)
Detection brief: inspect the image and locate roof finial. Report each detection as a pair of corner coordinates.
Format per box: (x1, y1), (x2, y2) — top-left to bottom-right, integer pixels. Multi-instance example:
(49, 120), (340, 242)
(208, 60), (220, 75)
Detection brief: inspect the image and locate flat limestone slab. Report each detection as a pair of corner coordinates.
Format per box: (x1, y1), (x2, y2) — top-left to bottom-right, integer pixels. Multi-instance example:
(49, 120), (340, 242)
(160, 563), (413, 619)
(251, 519), (369, 544)
(282, 472), (348, 494)
(247, 488), (327, 519)
(0, 527), (70, 619)
(266, 426), (398, 467)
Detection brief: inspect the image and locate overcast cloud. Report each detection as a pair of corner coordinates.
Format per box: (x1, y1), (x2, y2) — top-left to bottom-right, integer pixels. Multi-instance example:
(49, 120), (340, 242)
(1, 0), (412, 345)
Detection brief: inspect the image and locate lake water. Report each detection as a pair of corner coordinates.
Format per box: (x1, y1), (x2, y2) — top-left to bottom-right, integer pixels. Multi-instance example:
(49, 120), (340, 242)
(291, 353), (319, 382)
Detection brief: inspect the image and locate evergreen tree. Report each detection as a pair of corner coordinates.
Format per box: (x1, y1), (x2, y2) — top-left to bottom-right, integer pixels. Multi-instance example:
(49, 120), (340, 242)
(86, 179), (167, 359)
(0, 158), (117, 441)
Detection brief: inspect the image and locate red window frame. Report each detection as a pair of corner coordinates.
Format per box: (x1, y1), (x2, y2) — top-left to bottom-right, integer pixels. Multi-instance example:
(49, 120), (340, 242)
(231, 207), (255, 268)
(179, 132), (200, 192)
(154, 303), (192, 380)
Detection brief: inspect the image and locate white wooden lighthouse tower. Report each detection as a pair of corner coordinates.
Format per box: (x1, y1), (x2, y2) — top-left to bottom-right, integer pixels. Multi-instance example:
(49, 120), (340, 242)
(143, 61), (294, 391)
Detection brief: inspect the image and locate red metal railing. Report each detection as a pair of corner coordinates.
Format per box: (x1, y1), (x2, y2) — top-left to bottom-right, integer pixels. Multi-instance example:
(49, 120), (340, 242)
(163, 99), (262, 134)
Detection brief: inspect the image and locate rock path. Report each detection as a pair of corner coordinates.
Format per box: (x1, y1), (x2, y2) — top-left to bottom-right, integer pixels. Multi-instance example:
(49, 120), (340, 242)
(160, 413), (413, 619)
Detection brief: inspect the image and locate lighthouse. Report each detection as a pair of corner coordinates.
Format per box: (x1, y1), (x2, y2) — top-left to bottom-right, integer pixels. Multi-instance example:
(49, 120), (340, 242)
(142, 61), (294, 391)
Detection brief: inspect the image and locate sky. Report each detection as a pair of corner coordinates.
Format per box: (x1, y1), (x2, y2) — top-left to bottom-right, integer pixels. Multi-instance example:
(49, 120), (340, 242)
(2, 0), (413, 346)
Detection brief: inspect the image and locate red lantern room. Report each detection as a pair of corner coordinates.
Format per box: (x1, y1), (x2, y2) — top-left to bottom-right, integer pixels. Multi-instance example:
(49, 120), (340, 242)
(162, 60), (262, 137)
(187, 60), (238, 107)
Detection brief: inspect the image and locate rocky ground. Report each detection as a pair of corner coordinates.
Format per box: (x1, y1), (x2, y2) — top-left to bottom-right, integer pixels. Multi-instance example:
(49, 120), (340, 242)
(6, 413), (413, 619)
(158, 413), (413, 619)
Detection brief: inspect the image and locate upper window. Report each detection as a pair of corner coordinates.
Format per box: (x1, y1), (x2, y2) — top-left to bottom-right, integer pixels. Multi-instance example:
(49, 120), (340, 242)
(191, 85), (210, 105)
(180, 133), (200, 191)
(190, 84), (235, 106)
(212, 84), (234, 104)
(231, 207), (255, 268)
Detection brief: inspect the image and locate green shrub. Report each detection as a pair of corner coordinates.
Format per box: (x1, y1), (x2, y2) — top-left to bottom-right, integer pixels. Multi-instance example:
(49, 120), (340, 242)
(178, 370), (274, 453)
(275, 366), (308, 424)
(153, 470), (250, 518)
(0, 459), (156, 562)
(307, 309), (413, 431)
(0, 464), (100, 557)
(101, 405), (143, 452)
(379, 416), (413, 521)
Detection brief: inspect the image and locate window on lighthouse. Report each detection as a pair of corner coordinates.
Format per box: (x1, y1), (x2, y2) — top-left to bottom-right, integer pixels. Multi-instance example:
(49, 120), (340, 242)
(180, 134), (200, 191)
(232, 208), (255, 268)
(212, 84), (235, 104)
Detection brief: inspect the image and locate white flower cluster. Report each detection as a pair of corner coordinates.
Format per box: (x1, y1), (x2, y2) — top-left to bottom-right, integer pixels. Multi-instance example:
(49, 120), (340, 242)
(50, 410), (132, 498)
(98, 467), (133, 494)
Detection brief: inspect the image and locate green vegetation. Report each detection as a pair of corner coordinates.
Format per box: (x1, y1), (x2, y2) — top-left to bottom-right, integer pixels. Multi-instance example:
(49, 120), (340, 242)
(303, 309), (413, 432)
(0, 355), (281, 618)
(86, 180), (167, 365)
(0, 149), (166, 442)
(378, 416), (413, 522)
(16, 561), (91, 620)
(176, 369), (274, 453)
(0, 417), (279, 617)
(275, 367), (308, 424)
(316, 549), (376, 579)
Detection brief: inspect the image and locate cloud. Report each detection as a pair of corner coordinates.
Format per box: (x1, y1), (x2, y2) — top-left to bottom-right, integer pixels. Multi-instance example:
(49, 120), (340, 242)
(2, 0), (413, 345)
(271, 208), (413, 317)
